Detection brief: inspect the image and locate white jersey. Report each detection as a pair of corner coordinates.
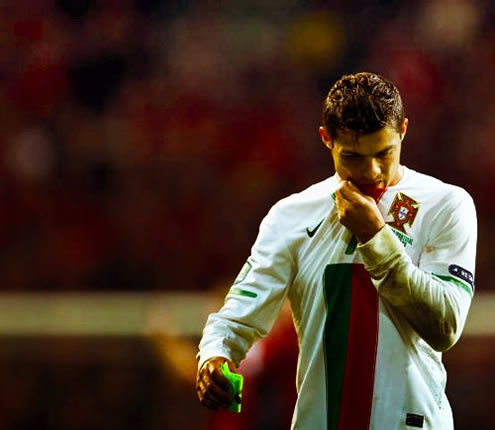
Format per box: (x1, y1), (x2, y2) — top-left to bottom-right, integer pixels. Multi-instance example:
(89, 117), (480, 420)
(198, 166), (477, 430)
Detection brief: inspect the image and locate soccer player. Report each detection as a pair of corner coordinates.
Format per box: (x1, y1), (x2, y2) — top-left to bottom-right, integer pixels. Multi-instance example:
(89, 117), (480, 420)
(196, 72), (477, 429)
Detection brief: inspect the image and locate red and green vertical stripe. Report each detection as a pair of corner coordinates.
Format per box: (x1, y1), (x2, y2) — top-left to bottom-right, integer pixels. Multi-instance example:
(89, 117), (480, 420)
(322, 263), (379, 430)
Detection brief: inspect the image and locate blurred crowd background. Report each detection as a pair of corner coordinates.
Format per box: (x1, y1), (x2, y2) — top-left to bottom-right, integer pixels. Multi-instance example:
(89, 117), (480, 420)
(0, 0), (494, 429)
(2, 0), (495, 293)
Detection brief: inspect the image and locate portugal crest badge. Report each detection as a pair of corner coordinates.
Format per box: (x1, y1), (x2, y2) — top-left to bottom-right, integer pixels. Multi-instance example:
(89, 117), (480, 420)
(387, 192), (419, 234)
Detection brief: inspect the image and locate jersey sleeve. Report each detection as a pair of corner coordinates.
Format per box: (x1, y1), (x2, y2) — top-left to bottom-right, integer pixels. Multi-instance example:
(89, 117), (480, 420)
(197, 203), (295, 369)
(357, 187), (477, 352)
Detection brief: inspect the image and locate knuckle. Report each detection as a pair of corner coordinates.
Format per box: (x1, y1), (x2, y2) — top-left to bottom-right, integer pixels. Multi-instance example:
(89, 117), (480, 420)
(204, 383), (213, 394)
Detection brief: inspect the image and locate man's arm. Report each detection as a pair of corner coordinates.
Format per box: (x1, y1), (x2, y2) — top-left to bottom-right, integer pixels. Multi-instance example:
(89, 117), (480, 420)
(196, 204), (294, 409)
(337, 181), (477, 352)
(358, 214), (475, 351)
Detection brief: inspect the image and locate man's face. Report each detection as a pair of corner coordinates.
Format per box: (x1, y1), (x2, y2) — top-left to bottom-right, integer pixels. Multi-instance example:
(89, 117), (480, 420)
(319, 120), (408, 189)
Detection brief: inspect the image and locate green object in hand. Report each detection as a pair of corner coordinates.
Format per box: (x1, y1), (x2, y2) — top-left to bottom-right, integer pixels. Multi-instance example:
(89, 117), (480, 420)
(220, 361), (243, 413)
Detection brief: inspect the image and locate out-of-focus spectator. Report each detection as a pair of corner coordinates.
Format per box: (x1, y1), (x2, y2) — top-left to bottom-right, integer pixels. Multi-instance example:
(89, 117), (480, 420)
(0, 0), (491, 294)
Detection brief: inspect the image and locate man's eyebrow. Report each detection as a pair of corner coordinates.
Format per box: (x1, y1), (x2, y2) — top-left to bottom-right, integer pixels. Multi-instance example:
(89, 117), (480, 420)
(375, 145), (394, 154)
(341, 144), (395, 156)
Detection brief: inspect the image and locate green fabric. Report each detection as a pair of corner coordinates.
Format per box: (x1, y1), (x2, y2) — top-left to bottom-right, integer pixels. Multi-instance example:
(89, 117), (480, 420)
(229, 287), (258, 298)
(344, 236), (358, 255)
(322, 264), (352, 430)
(432, 273), (473, 297)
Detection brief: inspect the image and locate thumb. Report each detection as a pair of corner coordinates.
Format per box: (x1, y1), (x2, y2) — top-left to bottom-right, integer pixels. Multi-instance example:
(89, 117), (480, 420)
(225, 359), (236, 372)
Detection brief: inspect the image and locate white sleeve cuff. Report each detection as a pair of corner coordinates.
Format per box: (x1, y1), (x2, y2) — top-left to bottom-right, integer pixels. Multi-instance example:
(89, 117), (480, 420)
(196, 348), (234, 370)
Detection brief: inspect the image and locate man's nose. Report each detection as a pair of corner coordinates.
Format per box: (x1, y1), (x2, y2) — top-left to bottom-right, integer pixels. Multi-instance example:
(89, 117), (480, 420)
(361, 157), (381, 180)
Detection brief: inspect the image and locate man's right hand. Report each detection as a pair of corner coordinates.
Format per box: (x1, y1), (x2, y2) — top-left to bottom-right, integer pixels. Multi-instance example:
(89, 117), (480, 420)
(196, 356), (235, 410)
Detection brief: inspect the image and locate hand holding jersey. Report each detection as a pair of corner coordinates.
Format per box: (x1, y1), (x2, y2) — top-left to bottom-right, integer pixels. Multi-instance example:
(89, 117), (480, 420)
(335, 180), (386, 244)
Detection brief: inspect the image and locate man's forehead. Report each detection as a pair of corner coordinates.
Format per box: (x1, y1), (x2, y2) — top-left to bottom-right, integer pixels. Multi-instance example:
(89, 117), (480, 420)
(335, 126), (400, 152)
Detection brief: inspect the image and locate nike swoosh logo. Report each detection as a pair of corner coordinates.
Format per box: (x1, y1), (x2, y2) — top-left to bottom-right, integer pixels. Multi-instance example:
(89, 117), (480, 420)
(306, 219), (324, 238)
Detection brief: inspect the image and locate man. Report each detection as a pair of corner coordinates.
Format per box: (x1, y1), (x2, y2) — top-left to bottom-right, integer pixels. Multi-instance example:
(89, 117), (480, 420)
(196, 72), (477, 429)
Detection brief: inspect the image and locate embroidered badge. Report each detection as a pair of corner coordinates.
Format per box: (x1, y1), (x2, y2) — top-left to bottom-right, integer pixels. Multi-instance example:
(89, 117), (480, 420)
(233, 260), (252, 285)
(387, 192), (420, 235)
(449, 264), (475, 291)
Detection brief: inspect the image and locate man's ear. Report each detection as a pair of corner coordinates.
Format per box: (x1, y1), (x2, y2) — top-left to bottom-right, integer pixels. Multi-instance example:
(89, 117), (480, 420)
(400, 118), (409, 141)
(319, 126), (332, 149)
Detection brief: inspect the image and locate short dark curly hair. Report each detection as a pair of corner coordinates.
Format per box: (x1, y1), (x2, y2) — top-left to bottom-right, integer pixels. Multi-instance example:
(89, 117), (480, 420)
(322, 72), (405, 140)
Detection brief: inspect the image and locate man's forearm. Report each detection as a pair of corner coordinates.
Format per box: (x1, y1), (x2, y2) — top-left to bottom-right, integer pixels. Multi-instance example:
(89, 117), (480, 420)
(358, 226), (471, 352)
(197, 312), (260, 369)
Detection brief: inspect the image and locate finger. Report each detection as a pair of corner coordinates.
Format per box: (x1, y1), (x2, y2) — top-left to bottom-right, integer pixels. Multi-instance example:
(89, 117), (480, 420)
(197, 378), (207, 397)
(201, 397), (220, 411)
(335, 179), (350, 194)
(334, 193), (348, 217)
(335, 188), (353, 212)
(196, 374), (208, 396)
(342, 181), (374, 205)
(201, 376), (232, 402)
(347, 182), (370, 200)
(198, 379), (226, 408)
(205, 385), (232, 408)
(199, 379), (229, 410)
(335, 188), (349, 206)
(338, 181), (361, 201)
(201, 364), (232, 390)
(226, 360), (236, 372)
(210, 367), (231, 391)
(336, 180), (359, 203)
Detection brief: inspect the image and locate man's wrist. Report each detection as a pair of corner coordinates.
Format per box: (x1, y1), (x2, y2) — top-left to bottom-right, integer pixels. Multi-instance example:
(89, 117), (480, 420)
(357, 225), (404, 277)
(356, 221), (386, 244)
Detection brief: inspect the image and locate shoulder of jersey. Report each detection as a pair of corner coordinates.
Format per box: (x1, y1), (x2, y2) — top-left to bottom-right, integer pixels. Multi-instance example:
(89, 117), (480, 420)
(269, 177), (336, 226)
(275, 177), (335, 209)
(402, 168), (474, 206)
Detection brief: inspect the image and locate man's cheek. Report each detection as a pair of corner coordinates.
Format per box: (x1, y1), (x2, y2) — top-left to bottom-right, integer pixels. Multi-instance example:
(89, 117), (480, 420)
(335, 161), (352, 179)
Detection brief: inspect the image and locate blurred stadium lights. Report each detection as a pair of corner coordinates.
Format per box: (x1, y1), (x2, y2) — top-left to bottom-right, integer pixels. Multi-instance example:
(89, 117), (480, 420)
(0, 291), (491, 337)
(0, 292), (213, 337)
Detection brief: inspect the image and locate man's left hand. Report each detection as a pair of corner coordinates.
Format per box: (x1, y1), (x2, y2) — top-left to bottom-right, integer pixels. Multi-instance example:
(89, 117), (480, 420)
(335, 180), (385, 243)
